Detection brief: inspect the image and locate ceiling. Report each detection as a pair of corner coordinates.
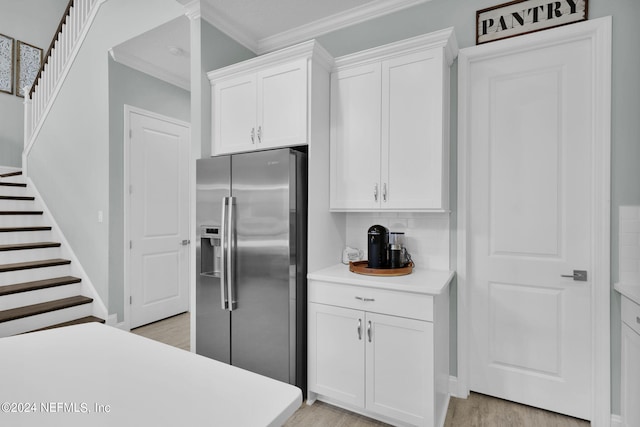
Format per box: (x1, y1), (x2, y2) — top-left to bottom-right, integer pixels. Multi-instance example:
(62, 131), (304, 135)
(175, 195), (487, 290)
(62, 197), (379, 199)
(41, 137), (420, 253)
(110, 0), (427, 91)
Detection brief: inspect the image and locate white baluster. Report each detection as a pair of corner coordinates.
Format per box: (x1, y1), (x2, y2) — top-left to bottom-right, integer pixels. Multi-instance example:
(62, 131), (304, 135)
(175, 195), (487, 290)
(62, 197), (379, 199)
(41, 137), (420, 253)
(23, 90), (32, 145)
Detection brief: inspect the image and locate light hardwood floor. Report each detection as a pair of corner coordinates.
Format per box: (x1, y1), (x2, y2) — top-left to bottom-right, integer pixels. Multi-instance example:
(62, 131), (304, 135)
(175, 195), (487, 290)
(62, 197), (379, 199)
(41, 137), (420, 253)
(131, 313), (589, 427)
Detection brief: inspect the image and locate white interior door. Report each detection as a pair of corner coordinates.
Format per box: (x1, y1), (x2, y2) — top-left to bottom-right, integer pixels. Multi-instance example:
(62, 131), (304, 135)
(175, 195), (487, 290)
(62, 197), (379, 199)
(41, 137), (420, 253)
(128, 109), (190, 329)
(466, 33), (596, 420)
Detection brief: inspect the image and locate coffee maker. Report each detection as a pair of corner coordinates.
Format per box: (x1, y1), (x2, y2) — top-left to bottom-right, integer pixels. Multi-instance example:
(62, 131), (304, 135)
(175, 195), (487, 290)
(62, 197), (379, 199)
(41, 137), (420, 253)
(367, 225), (389, 268)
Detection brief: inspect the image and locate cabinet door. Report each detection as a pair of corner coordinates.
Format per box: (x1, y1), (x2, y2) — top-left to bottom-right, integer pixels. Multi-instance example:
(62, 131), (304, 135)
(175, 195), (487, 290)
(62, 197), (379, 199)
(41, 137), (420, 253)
(365, 312), (433, 426)
(308, 303), (365, 407)
(381, 50), (446, 210)
(622, 323), (640, 427)
(257, 59), (308, 149)
(213, 73), (257, 155)
(330, 63), (382, 210)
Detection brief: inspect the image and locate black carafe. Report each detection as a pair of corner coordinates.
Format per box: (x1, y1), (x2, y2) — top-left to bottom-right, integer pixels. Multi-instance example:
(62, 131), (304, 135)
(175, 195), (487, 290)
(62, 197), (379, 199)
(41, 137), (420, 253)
(367, 225), (389, 268)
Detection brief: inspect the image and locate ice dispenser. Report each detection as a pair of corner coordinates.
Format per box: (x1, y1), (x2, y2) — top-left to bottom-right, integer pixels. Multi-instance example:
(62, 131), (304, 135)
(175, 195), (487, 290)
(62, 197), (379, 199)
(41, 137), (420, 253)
(200, 225), (222, 277)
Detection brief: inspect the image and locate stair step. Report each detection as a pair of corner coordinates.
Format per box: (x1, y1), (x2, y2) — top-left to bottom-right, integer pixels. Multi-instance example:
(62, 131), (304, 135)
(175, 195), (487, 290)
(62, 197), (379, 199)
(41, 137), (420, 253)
(0, 242), (61, 252)
(0, 295), (93, 324)
(0, 171), (22, 178)
(0, 211), (43, 215)
(0, 276), (81, 297)
(0, 258), (71, 273)
(0, 226), (52, 233)
(0, 196), (34, 201)
(0, 182), (27, 187)
(26, 316), (105, 333)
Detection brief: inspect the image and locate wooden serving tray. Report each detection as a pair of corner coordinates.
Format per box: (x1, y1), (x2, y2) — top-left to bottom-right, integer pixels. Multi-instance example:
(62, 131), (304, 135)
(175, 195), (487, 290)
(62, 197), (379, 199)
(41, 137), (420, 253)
(349, 260), (414, 277)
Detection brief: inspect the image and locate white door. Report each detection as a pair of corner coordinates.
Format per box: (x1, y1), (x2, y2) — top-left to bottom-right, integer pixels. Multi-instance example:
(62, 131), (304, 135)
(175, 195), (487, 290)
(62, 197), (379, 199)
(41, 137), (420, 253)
(365, 312), (433, 426)
(213, 73), (256, 155)
(466, 34), (595, 419)
(329, 63), (381, 210)
(128, 109), (190, 329)
(257, 59), (307, 149)
(308, 303), (365, 407)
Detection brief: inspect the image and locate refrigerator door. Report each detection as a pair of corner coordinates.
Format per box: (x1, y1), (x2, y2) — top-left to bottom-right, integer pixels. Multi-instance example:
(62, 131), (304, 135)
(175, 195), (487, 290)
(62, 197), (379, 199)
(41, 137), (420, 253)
(230, 149), (301, 384)
(196, 157), (231, 363)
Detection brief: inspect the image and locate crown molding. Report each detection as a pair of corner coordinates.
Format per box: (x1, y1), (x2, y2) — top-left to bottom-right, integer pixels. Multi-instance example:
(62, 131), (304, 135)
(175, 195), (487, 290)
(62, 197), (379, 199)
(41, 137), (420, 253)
(109, 48), (190, 91)
(198, 0), (430, 55)
(199, 1), (259, 53)
(256, 0), (430, 54)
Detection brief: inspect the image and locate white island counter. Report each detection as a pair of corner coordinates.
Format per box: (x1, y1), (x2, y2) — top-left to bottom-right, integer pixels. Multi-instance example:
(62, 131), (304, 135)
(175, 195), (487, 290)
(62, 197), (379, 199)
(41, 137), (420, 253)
(0, 323), (301, 427)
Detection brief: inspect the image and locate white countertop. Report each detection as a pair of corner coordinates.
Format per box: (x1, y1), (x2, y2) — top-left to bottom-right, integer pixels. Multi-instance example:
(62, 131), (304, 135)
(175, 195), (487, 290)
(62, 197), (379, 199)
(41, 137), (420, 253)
(0, 323), (301, 427)
(615, 282), (640, 306)
(308, 263), (455, 295)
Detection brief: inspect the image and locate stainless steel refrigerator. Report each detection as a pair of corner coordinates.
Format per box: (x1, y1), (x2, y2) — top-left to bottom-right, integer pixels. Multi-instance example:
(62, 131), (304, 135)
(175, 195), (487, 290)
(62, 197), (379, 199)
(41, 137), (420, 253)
(196, 148), (307, 393)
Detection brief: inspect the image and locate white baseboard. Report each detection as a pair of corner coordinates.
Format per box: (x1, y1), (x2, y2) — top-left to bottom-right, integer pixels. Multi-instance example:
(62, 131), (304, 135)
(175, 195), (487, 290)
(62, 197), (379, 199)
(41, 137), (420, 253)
(449, 375), (468, 399)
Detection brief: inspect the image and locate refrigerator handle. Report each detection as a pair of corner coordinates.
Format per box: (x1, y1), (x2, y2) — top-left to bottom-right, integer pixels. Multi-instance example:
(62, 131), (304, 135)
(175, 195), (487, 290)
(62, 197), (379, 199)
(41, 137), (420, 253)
(227, 196), (237, 310)
(220, 197), (229, 310)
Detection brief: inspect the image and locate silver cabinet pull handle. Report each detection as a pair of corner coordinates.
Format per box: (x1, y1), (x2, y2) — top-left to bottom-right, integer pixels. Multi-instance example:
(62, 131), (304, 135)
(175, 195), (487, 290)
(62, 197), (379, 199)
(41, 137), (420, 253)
(367, 321), (372, 342)
(382, 183), (387, 202)
(355, 296), (375, 302)
(250, 127), (255, 144)
(374, 184), (378, 202)
(257, 126), (262, 143)
(357, 319), (362, 340)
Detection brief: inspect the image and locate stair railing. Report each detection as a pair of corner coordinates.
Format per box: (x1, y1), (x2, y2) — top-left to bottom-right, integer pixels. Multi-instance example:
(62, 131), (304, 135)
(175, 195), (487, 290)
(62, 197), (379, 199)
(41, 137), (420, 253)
(23, 0), (103, 162)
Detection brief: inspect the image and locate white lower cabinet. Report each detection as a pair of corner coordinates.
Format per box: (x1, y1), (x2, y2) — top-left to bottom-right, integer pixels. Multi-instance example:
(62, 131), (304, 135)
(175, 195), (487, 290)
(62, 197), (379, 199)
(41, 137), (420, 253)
(308, 276), (449, 427)
(621, 295), (640, 427)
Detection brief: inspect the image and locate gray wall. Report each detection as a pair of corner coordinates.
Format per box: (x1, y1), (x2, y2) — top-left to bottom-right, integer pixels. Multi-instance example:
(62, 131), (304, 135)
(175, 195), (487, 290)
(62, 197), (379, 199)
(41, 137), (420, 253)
(312, 0), (640, 414)
(108, 58), (190, 321)
(0, 0), (69, 167)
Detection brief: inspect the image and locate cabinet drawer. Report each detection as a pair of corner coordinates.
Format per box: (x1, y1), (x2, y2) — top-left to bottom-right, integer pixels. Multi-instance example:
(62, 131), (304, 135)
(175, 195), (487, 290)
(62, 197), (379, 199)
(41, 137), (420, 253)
(308, 280), (433, 321)
(622, 296), (640, 336)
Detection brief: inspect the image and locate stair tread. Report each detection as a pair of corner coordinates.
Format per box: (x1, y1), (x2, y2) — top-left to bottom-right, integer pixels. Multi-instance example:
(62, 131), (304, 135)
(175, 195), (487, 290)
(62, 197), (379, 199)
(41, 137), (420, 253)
(0, 295), (93, 323)
(0, 242), (61, 252)
(0, 258), (71, 273)
(0, 182), (27, 187)
(26, 316), (104, 333)
(0, 211), (43, 215)
(0, 276), (81, 296)
(0, 226), (52, 233)
(0, 171), (22, 178)
(0, 195), (34, 201)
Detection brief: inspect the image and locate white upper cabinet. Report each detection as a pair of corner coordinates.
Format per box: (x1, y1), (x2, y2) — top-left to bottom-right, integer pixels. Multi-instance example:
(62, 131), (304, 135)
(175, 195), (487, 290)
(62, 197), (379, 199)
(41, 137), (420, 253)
(330, 28), (457, 212)
(209, 41), (333, 156)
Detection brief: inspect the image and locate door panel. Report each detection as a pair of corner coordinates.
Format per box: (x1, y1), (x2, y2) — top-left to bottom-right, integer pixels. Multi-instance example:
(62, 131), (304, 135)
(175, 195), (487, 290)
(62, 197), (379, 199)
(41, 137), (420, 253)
(366, 312), (433, 425)
(257, 59), (307, 149)
(467, 37), (593, 419)
(129, 111), (190, 329)
(195, 157), (231, 363)
(330, 63), (381, 210)
(230, 149), (293, 383)
(213, 74), (257, 154)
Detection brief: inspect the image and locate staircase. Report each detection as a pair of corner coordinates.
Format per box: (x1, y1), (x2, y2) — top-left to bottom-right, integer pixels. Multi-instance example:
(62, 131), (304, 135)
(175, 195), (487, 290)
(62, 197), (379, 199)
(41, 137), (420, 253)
(0, 171), (103, 336)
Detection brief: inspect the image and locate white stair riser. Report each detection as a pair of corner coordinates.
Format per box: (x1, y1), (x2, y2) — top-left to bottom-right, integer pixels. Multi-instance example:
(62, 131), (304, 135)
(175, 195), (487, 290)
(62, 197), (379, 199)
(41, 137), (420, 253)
(0, 283), (82, 311)
(0, 177), (25, 184)
(0, 215), (46, 227)
(0, 199), (35, 210)
(0, 247), (62, 264)
(0, 186), (29, 197)
(0, 265), (72, 287)
(0, 304), (92, 337)
(0, 231), (53, 245)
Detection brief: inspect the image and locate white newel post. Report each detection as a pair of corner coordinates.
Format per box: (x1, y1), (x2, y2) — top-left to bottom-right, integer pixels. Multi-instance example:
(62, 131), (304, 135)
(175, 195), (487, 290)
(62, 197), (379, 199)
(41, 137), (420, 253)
(23, 88), (32, 176)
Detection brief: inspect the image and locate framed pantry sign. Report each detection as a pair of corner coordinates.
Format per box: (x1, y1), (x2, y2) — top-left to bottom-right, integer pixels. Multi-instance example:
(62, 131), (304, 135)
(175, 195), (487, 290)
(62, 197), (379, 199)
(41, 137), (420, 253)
(476, 0), (588, 44)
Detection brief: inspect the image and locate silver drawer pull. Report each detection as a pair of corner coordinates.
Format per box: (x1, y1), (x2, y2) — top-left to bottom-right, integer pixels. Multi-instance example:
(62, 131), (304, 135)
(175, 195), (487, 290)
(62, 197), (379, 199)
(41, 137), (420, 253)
(357, 319), (362, 340)
(355, 296), (375, 302)
(367, 321), (372, 342)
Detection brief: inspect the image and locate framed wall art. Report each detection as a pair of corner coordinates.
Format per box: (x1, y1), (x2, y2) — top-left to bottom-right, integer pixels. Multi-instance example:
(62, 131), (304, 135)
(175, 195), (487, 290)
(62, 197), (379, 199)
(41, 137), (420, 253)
(0, 33), (14, 95)
(16, 40), (42, 98)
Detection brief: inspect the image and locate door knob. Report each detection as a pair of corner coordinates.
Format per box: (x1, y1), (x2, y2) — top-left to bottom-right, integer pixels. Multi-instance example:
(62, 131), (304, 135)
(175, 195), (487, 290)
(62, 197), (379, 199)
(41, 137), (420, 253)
(561, 270), (587, 281)
(180, 239), (191, 246)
